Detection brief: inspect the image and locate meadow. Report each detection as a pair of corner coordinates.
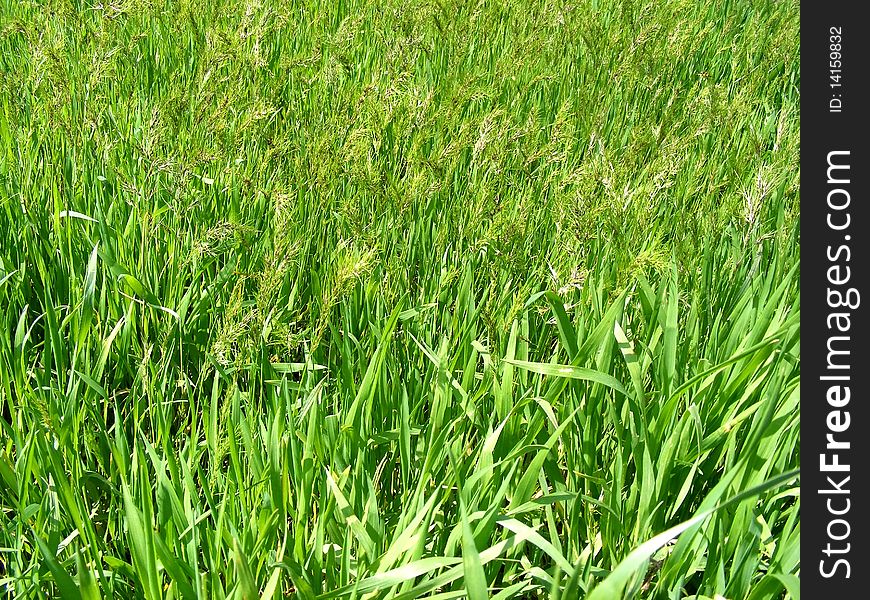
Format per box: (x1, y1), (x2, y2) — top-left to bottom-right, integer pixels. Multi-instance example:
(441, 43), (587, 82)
(0, 0), (800, 597)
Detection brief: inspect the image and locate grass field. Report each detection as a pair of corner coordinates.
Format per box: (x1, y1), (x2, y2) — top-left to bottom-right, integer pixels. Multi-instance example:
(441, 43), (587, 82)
(0, 0), (800, 598)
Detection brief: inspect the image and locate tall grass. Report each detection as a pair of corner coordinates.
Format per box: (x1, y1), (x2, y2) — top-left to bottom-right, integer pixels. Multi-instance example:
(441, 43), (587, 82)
(0, 0), (799, 598)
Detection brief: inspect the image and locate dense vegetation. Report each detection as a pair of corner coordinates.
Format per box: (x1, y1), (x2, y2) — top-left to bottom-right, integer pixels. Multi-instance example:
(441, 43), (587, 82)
(0, 0), (800, 597)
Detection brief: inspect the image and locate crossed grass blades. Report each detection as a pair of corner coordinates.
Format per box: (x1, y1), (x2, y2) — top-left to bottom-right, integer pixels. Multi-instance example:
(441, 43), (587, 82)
(0, 0), (799, 598)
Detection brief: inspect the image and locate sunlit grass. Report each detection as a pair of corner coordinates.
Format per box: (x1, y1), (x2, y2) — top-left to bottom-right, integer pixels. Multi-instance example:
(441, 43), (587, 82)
(0, 0), (799, 597)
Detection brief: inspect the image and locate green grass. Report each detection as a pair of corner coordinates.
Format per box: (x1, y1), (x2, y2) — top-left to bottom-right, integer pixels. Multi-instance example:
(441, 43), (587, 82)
(0, 0), (799, 598)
